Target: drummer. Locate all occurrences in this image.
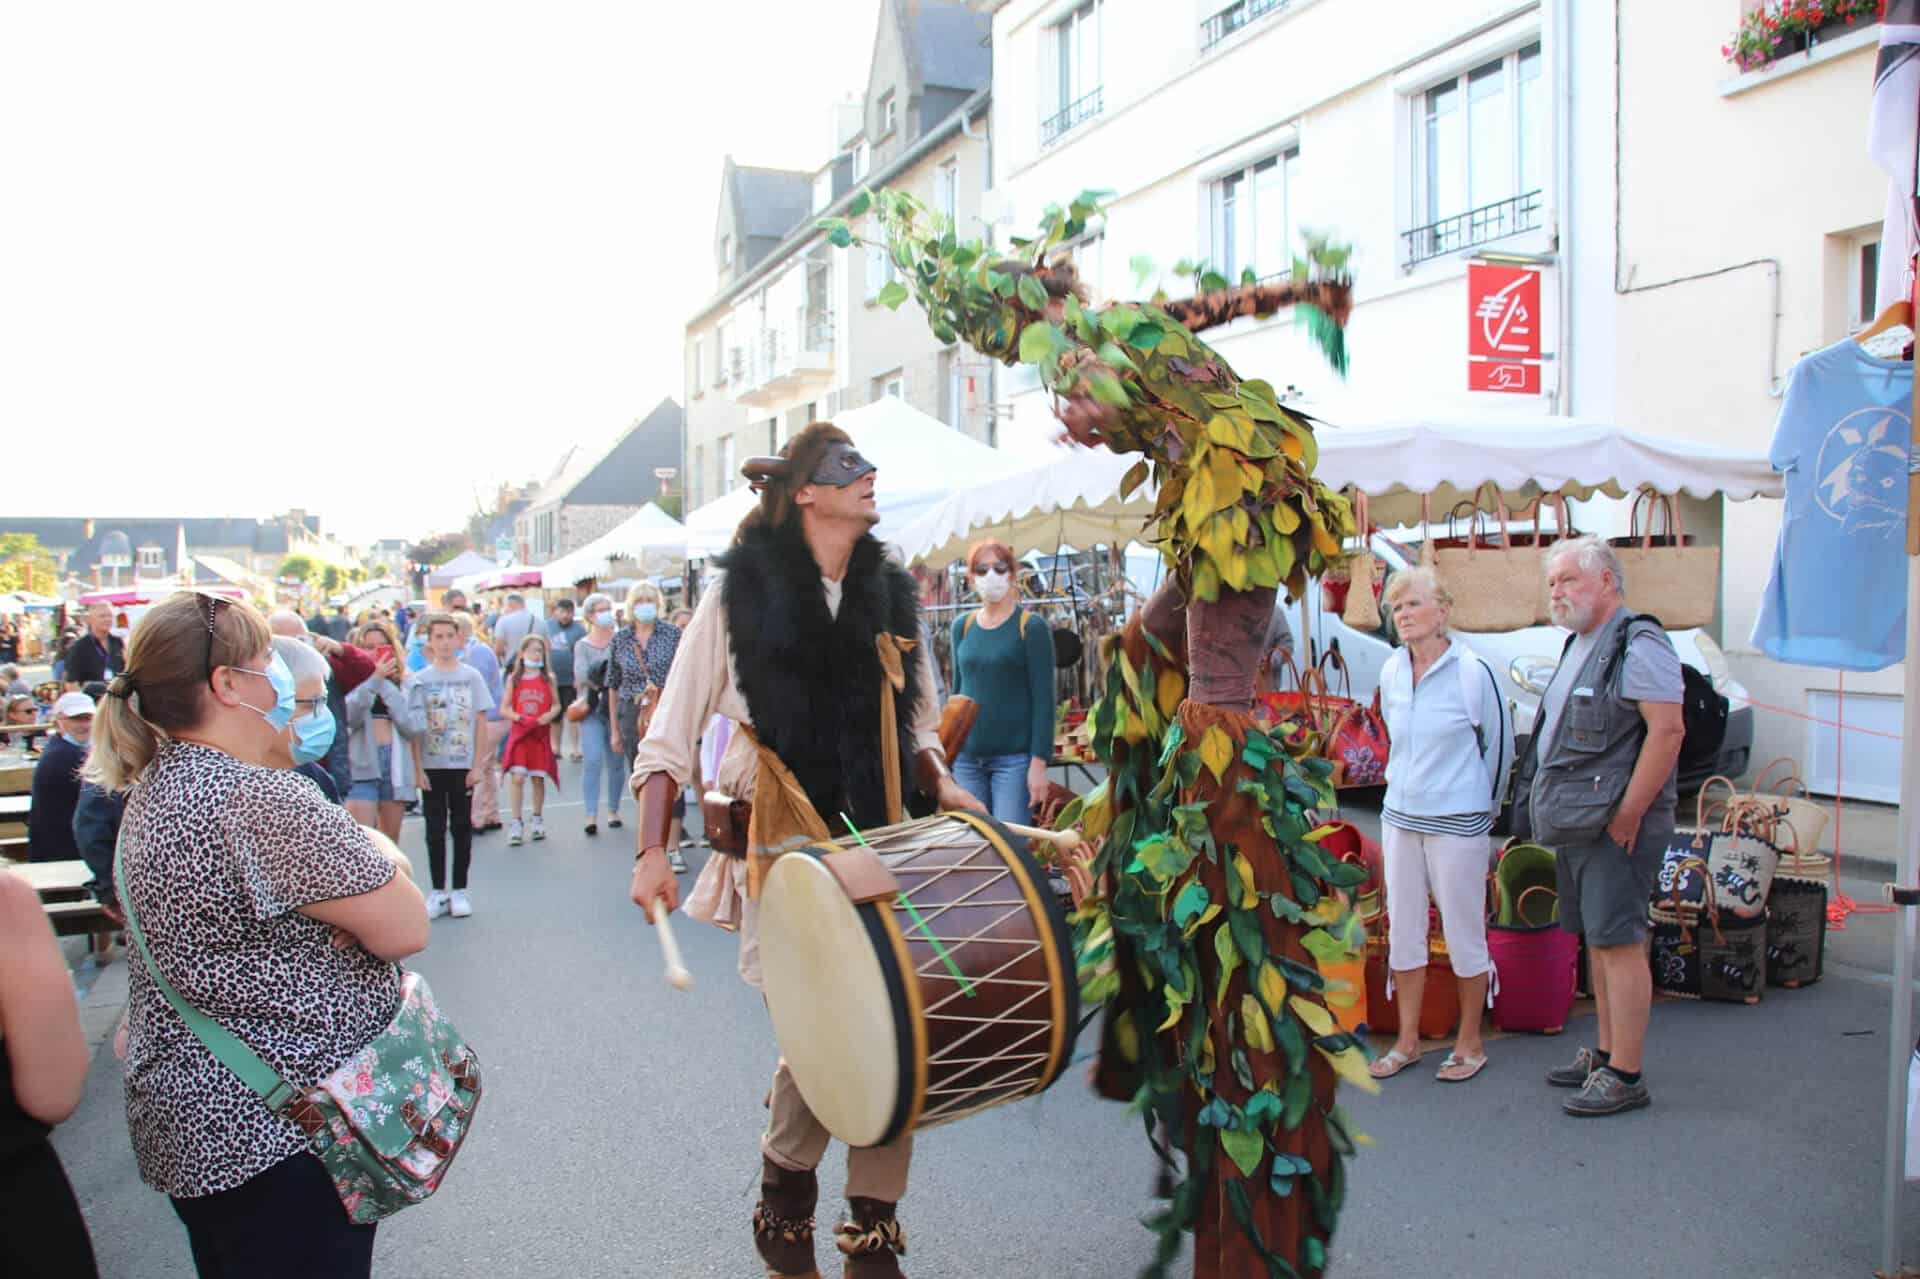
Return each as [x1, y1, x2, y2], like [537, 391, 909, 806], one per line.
[628, 421, 981, 1279]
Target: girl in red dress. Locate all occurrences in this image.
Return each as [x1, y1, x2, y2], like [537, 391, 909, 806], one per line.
[501, 633, 562, 845]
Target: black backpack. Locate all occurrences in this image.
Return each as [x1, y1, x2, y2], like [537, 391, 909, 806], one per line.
[1612, 612, 1727, 773]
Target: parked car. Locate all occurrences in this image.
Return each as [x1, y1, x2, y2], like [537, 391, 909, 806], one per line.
[1297, 533, 1753, 794]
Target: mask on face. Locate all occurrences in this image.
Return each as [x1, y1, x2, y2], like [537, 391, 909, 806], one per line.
[62, 732, 89, 750]
[592, 610, 614, 628]
[975, 568, 1011, 604]
[633, 604, 659, 624]
[231, 654, 297, 730]
[525, 658, 545, 670]
[289, 706, 336, 765]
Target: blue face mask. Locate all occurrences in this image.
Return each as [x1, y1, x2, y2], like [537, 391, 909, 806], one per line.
[289, 705, 336, 765]
[592, 610, 614, 628]
[232, 654, 297, 730]
[633, 604, 658, 623]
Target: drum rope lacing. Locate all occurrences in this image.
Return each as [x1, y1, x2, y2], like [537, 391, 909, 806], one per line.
[842, 813, 978, 998]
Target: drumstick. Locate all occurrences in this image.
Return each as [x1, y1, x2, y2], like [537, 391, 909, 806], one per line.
[653, 898, 694, 991]
[1001, 821, 1089, 862]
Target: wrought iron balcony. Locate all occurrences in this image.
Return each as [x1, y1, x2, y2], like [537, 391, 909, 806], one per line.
[1041, 88, 1103, 146]
[1200, 0, 1293, 52]
[1402, 189, 1544, 267]
[731, 312, 836, 408]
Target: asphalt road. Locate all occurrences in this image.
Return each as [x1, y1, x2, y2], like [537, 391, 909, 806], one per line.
[52, 797, 1920, 1278]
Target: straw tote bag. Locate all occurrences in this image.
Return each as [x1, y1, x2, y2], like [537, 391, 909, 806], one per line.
[1341, 491, 1385, 631]
[1522, 495, 1575, 625]
[1421, 487, 1537, 633]
[1610, 490, 1720, 629]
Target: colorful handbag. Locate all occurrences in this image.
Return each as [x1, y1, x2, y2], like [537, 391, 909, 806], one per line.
[1313, 650, 1389, 788]
[117, 848, 482, 1224]
[1649, 857, 1764, 1005]
[1488, 886, 1579, 1035]
[1258, 651, 1327, 756]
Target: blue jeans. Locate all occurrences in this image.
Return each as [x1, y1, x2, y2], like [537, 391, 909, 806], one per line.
[578, 713, 626, 821]
[954, 752, 1032, 826]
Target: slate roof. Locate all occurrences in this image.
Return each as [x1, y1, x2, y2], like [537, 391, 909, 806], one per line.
[566, 399, 685, 505]
[912, 0, 991, 93]
[0, 515, 311, 576]
[733, 165, 814, 243]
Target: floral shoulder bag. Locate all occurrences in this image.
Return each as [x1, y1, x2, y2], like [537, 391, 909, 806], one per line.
[116, 842, 482, 1224]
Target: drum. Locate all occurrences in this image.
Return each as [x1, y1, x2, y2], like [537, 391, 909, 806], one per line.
[757, 812, 1080, 1148]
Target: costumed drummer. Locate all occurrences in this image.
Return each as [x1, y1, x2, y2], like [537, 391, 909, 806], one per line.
[627, 421, 982, 1279]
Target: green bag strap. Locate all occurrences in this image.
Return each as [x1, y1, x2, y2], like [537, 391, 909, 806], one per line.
[961, 608, 1027, 640]
[114, 828, 298, 1111]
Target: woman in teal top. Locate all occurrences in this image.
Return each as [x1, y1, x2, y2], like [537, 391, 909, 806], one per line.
[949, 539, 1057, 824]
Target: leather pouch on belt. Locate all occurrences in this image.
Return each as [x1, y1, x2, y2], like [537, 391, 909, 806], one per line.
[701, 791, 753, 857]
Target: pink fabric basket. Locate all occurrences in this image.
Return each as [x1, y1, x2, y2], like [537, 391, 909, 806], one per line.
[1488, 924, 1579, 1034]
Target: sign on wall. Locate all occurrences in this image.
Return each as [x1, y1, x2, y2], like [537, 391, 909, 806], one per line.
[1467, 263, 1542, 395]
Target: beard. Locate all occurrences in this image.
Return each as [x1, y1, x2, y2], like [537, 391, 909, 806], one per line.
[1549, 598, 1594, 632]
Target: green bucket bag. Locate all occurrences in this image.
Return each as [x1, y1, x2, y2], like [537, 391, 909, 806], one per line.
[117, 845, 482, 1224]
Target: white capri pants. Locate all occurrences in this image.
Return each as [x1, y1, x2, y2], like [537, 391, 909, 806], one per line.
[1380, 824, 1494, 981]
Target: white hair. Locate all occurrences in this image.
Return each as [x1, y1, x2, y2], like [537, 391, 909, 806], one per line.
[1547, 534, 1627, 595]
[270, 634, 331, 688]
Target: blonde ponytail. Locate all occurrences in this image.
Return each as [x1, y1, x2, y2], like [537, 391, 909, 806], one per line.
[80, 591, 272, 793]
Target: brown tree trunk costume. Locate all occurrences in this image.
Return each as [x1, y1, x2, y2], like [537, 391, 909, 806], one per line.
[832, 192, 1373, 1277]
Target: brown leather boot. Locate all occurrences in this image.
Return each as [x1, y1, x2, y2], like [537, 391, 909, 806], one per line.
[835, 1197, 906, 1278]
[753, 1158, 820, 1279]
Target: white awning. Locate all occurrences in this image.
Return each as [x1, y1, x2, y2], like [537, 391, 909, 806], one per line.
[890, 418, 1785, 566]
[540, 503, 686, 586]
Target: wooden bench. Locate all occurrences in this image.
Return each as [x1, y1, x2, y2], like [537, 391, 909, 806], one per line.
[5, 861, 115, 939]
[43, 898, 113, 938]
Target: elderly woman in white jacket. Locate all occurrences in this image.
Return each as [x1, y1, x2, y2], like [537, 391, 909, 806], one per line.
[1367, 565, 1512, 1084]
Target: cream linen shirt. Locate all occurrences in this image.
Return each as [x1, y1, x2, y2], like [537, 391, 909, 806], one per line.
[634, 570, 944, 989]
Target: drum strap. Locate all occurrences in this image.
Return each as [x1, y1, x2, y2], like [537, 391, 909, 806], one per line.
[874, 633, 914, 830]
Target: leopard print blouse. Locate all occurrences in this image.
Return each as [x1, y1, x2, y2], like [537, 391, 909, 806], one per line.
[120, 740, 400, 1198]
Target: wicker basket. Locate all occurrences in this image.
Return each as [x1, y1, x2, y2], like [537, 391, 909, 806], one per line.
[1363, 930, 1461, 1040]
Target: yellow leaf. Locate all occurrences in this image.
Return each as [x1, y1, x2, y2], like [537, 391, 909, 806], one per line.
[1121, 703, 1147, 745]
[1280, 432, 1304, 461]
[1222, 547, 1250, 590]
[1198, 724, 1234, 783]
[1257, 961, 1287, 1012]
[1231, 507, 1250, 541]
[1080, 782, 1113, 839]
[1241, 994, 1275, 1053]
[1206, 448, 1244, 515]
[1324, 977, 1358, 1010]
[1272, 502, 1301, 536]
[1193, 557, 1222, 602]
[1156, 668, 1186, 718]
[1199, 1025, 1216, 1075]
[1233, 851, 1258, 909]
[1288, 994, 1335, 1038]
[1114, 1013, 1140, 1063]
[1310, 517, 1342, 559]
[1200, 513, 1238, 566]
[1158, 987, 1188, 1033]
[1182, 452, 1217, 533]
[1316, 1042, 1381, 1095]
[1204, 413, 1249, 452]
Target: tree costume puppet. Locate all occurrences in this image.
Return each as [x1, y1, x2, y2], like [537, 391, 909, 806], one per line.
[823, 190, 1374, 1278]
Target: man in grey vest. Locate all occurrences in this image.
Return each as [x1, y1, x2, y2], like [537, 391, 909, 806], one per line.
[1527, 535, 1685, 1116]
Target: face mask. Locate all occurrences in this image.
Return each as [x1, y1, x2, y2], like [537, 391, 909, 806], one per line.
[525, 658, 545, 670]
[231, 654, 297, 730]
[288, 706, 336, 765]
[633, 604, 659, 623]
[592, 610, 614, 628]
[976, 568, 1011, 604]
[62, 732, 89, 749]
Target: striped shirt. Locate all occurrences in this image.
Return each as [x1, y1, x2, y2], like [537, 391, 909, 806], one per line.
[1382, 806, 1495, 838]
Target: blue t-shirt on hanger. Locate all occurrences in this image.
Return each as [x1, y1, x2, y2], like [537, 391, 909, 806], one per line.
[1752, 338, 1910, 671]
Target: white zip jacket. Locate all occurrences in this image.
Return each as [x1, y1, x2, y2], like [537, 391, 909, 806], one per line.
[1379, 637, 1513, 819]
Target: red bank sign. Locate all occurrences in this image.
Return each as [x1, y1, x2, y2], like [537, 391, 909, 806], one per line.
[1467, 263, 1542, 395]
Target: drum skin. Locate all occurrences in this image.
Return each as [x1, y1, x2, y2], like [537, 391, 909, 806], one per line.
[758, 812, 1080, 1148]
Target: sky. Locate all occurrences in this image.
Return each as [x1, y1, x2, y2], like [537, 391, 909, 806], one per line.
[0, 1, 883, 547]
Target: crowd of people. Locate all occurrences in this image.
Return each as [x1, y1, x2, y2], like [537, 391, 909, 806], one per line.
[0, 478, 1692, 1276]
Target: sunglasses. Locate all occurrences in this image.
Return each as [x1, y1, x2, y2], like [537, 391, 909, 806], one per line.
[190, 590, 231, 682]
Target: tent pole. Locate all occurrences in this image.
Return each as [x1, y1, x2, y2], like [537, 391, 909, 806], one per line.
[1881, 342, 1920, 1275]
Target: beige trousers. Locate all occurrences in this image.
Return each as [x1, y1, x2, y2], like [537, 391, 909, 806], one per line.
[761, 1058, 913, 1203]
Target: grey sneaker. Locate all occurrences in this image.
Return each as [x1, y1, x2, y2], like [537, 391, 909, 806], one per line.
[1546, 1046, 1602, 1089]
[668, 848, 688, 874]
[1562, 1068, 1650, 1117]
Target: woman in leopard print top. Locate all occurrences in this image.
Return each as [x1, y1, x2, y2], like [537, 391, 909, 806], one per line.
[88, 592, 430, 1276]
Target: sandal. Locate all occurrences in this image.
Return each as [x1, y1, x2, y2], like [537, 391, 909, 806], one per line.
[1436, 1052, 1488, 1083]
[1367, 1047, 1423, 1080]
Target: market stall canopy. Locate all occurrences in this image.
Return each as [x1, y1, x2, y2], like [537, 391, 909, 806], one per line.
[682, 396, 1026, 558]
[477, 568, 544, 591]
[426, 551, 499, 588]
[540, 503, 686, 585]
[891, 418, 1786, 566]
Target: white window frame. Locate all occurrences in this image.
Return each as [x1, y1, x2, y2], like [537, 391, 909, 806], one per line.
[1210, 148, 1300, 284]
[1046, 1, 1102, 138]
[720, 235, 732, 268]
[864, 241, 898, 303]
[853, 139, 871, 181]
[880, 90, 897, 137]
[1410, 41, 1544, 249]
[1848, 228, 1883, 333]
[936, 158, 959, 226]
[875, 370, 905, 401]
[137, 546, 163, 571]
